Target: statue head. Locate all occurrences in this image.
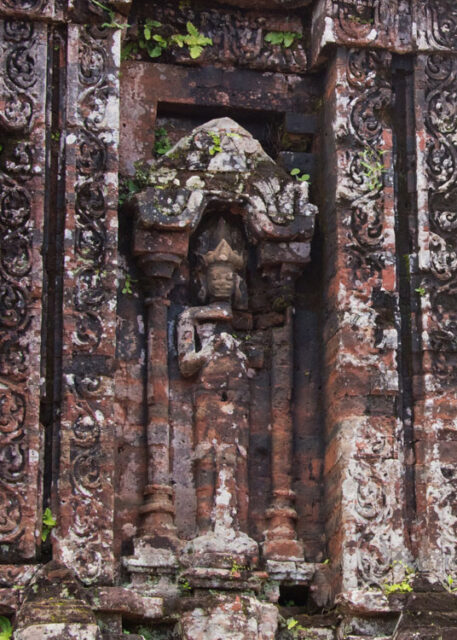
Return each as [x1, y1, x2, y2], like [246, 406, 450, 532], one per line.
[204, 239, 244, 301]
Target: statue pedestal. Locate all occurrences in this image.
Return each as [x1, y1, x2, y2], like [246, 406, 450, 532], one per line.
[181, 528, 259, 570]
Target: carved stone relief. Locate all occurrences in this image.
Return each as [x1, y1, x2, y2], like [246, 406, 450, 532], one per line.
[0, 17, 47, 560]
[126, 118, 317, 582]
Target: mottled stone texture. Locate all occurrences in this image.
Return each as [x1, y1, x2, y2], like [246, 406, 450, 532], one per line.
[321, 47, 410, 594]
[2, 1, 457, 639]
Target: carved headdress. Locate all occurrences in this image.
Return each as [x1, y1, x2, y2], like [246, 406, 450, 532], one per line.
[203, 238, 245, 270]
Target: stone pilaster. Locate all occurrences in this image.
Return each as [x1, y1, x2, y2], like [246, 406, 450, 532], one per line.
[55, 21, 121, 584]
[321, 47, 410, 598]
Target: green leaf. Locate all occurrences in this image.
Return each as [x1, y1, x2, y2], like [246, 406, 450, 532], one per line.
[265, 32, 283, 44]
[149, 20, 162, 28]
[290, 168, 300, 176]
[187, 21, 199, 37]
[43, 508, 56, 527]
[148, 45, 163, 58]
[283, 32, 295, 47]
[153, 34, 166, 44]
[189, 45, 203, 58]
[0, 617, 12, 640]
[287, 619, 298, 630]
[144, 25, 151, 40]
[298, 173, 310, 182]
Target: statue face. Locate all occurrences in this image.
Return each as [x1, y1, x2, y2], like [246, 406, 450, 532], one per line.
[207, 263, 235, 300]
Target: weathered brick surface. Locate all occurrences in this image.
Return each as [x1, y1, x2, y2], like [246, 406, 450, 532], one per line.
[3, 1, 457, 638]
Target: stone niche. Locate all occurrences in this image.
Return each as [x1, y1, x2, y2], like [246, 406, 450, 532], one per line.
[122, 117, 321, 626]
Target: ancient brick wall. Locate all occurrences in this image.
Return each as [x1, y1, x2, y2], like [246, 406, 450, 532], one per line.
[1, 1, 457, 639]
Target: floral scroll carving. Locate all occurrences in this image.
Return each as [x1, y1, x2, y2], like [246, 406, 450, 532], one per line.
[0, 19, 39, 556]
[422, 54, 457, 381]
[424, 1, 457, 50]
[60, 23, 117, 584]
[346, 48, 392, 274]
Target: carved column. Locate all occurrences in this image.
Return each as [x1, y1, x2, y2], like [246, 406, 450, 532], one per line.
[264, 308, 304, 561]
[135, 253, 181, 551]
[321, 47, 411, 598]
[125, 228, 187, 578]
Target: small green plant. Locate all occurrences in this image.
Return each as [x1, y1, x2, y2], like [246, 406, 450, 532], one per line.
[290, 168, 310, 183]
[0, 144, 4, 153]
[123, 20, 212, 61]
[170, 21, 213, 59]
[51, 131, 60, 142]
[349, 15, 374, 25]
[208, 131, 222, 156]
[383, 563, 415, 596]
[286, 617, 311, 638]
[41, 507, 56, 542]
[415, 286, 426, 297]
[264, 31, 302, 48]
[178, 578, 192, 593]
[122, 19, 164, 60]
[0, 618, 12, 640]
[119, 162, 151, 205]
[444, 575, 457, 593]
[90, 0, 127, 29]
[137, 627, 153, 640]
[230, 559, 246, 575]
[154, 127, 172, 155]
[122, 273, 138, 295]
[359, 147, 386, 191]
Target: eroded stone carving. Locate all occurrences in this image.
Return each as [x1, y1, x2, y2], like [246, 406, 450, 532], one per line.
[127, 118, 317, 582]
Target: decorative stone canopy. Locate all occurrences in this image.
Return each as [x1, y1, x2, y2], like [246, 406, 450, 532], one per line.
[132, 117, 317, 282]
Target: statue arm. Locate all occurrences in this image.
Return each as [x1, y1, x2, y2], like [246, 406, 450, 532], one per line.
[177, 308, 212, 378]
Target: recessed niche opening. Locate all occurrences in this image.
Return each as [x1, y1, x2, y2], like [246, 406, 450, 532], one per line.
[278, 584, 310, 608]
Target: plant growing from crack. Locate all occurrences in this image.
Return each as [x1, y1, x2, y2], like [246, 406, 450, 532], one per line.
[170, 21, 213, 59]
[90, 0, 127, 30]
[41, 507, 56, 542]
[208, 131, 222, 156]
[122, 273, 138, 295]
[154, 127, 172, 155]
[123, 20, 212, 61]
[359, 146, 386, 191]
[290, 167, 310, 183]
[383, 562, 415, 596]
[119, 162, 151, 205]
[444, 574, 457, 593]
[264, 31, 302, 48]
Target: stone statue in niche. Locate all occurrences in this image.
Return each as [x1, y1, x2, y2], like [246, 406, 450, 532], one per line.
[177, 216, 258, 565]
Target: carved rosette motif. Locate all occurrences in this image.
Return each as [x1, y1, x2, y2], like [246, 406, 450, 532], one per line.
[57, 23, 119, 584]
[346, 48, 392, 274]
[0, 19, 46, 559]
